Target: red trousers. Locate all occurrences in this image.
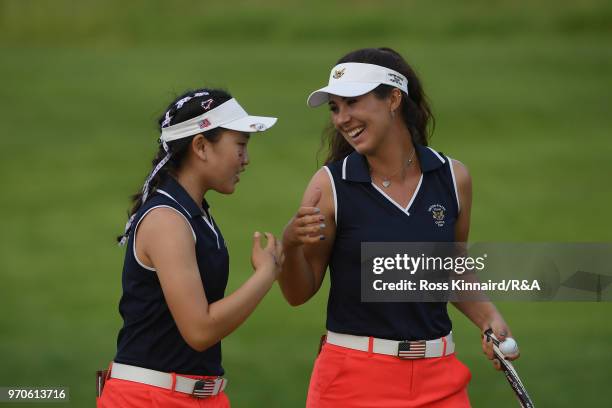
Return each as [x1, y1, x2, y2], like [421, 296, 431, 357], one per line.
[97, 377, 230, 408]
[306, 342, 472, 408]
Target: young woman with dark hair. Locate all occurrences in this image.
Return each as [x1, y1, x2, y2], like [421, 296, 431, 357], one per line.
[98, 88, 281, 407]
[279, 48, 520, 407]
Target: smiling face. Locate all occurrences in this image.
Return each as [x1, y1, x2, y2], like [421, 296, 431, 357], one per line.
[328, 92, 395, 155]
[203, 129, 250, 194]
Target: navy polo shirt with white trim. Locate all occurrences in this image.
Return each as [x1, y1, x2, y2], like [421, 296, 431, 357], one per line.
[324, 145, 460, 341]
[114, 176, 229, 375]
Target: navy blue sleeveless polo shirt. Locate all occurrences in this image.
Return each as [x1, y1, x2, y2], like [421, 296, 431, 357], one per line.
[114, 176, 229, 375]
[324, 145, 460, 341]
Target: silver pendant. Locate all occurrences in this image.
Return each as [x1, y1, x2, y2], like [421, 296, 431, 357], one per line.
[382, 180, 391, 188]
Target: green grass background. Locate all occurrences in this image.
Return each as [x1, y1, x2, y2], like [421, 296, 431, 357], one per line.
[1, 0, 611, 406]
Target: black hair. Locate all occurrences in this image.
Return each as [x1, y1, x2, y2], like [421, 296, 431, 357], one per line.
[321, 47, 435, 165]
[117, 88, 231, 243]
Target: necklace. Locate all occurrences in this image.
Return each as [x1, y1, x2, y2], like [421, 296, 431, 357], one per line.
[373, 148, 416, 188]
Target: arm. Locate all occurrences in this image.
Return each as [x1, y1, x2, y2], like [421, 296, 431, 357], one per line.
[448, 159, 519, 368]
[136, 208, 281, 352]
[277, 168, 336, 306]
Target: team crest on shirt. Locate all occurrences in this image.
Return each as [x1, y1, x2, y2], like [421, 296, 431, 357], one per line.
[428, 204, 446, 227]
[333, 67, 346, 79]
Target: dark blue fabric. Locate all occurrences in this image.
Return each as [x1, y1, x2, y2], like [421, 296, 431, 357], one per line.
[326, 145, 459, 341]
[114, 176, 229, 375]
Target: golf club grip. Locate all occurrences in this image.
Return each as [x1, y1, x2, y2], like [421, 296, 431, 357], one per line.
[483, 328, 500, 346]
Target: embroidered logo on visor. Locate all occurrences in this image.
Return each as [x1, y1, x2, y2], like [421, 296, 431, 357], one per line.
[333, 67, 346, 79]
[250, 123, 266, 131]
[198, 118, 211, 129]
[388, 73, 404, 86]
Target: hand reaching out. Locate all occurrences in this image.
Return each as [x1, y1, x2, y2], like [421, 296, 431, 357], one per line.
[251, 232, 283, 280]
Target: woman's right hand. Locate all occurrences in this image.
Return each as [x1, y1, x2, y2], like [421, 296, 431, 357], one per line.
[282, 188, 326, 248]
[251, 232, 283, 279]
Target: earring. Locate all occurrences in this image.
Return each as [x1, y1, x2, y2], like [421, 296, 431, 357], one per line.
[390, 110, 396, 119]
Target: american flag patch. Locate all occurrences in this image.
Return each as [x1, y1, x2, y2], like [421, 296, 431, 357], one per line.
[397, 340, 427, 359]
[192, 379, 216, 398]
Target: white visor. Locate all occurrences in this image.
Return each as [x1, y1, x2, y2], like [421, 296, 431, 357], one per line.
[307, 62, 409, 107]
[160, 98, 277, 142]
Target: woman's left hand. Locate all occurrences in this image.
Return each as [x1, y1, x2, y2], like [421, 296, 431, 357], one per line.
[481, 317, 520, 370]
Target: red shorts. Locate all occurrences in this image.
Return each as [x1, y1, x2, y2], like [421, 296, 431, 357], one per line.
[306, 342, 472, 408]
[97, 376, 230, 408]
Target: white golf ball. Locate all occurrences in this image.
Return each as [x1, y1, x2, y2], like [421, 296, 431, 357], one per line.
[499, 338, 519, 356]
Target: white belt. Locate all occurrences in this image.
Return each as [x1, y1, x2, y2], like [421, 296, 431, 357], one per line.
[326, 331, 455, 359]
[110, 362, 227, 398]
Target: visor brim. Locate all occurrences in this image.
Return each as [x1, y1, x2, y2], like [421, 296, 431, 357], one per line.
[307, 82, 380, 107]
[222, 115, 277, 133]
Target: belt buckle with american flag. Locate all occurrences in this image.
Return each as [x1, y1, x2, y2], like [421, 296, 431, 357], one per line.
[397, 340, 427, 359]
[192, 379, 216, 398]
